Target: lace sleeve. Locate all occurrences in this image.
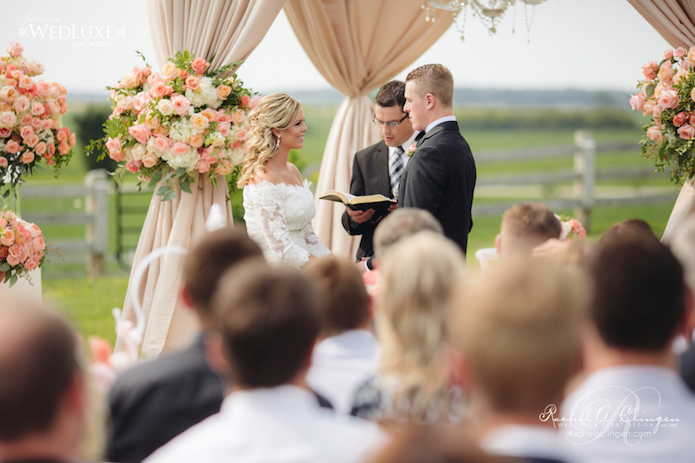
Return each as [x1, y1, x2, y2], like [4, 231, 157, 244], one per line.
[247, 186, 311, 268]
[302, 222, 331, 258]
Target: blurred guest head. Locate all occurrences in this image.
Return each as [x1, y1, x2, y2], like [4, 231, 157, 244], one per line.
[495, 203, 561, 258]
[0, 299, 86, 460]
[452, 259, 589, 416]
[599, 218, 659, 246]
[588, 235, 687, 353]
[182, 227, 264, 328]
[212, 263, 320, 388]
[373, 208, 443, 257]
[304, 255, 371, 337]
[376, 231, 466, 422]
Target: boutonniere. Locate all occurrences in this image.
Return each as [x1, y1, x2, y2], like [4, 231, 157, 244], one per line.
[405, 142, 417, 157]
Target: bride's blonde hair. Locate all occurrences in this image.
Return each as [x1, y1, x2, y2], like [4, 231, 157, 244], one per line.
[237, 93, 302, 188]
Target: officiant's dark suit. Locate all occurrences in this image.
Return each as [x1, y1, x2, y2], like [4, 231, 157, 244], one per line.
[399, 64, 476, 255]
[341, 80, 416, 261]
[341, 140, 392, 260]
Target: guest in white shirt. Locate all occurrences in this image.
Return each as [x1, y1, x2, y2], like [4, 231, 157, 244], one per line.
[560, 236, 695, 463]
[450, 258, 589, 462]
[305, 256, 380, 414]
[145, 262, 386, 463]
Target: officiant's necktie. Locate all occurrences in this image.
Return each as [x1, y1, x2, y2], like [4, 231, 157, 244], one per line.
[390, 146, 405, 198]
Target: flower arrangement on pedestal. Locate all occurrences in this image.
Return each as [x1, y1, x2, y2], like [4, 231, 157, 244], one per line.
[630, 47, 695, 185]
[0, 42, 75, 200]
[0, 210, 45, 286]
[91, 51, 258, 201]
[555, 214, 586, 240]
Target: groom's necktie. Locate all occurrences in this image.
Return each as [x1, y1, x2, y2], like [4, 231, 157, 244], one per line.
[389, 146, 405, 198]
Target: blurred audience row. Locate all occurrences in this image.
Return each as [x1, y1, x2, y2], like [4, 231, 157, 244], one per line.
[2, 203, 695, 463]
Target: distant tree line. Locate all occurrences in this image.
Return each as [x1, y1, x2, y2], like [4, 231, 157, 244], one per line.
[454, 107, 637, 130]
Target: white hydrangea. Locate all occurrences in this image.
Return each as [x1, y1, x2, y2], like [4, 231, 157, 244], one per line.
[228, 148, 245, 166]
[185, 77, 223, 109]
[206, 131, 225, 148]
[162, 149, 199, 171]
[169, 119, 193, 143]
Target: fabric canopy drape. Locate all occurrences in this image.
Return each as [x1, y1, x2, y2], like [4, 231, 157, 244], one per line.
[284, 0, 453, 258]
[117, 0, 286, 359]
[627, 0, 695, 241]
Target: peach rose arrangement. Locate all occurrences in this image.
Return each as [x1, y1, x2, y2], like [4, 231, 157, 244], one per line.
[630, 47, 695, 185]
[0, 42, 75, 193]
[555, 214, 586, 240]
[0, 209, 45, 286]
[91, 51, 257, 201]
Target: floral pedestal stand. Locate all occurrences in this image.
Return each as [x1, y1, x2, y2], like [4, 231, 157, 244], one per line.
[0, 183, 42, 303]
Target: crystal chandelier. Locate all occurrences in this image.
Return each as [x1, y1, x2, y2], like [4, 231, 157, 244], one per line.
[423, 0, 548, 39]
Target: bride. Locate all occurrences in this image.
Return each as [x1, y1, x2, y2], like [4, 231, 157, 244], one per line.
[238, 93, 331, 268]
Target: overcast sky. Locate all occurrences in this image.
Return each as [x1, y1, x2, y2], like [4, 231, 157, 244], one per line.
[0, 0, 672, 96]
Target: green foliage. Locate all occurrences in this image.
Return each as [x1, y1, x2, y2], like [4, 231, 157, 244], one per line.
[74, 104, 117, 172]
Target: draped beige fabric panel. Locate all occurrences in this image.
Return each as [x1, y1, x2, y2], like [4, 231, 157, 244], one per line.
[627, 0, 695, 241]
[285, 0, 453, 258]
[118, 0, 286, 358]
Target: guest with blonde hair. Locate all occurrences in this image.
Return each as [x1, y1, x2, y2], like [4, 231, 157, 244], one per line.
[351, 231, 467, 426]
[238, 93, 330, 268]
[451, 259, 589, 461]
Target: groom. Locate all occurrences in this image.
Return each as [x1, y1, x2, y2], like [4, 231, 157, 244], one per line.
[399, 64, 476, 255]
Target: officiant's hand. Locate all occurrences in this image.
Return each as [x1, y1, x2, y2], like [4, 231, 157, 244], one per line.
[388, 203, 398, 213]
[347, 207, 375, 224]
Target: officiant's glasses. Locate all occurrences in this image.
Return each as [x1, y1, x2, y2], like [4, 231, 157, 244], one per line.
[373, 114, 408, 127]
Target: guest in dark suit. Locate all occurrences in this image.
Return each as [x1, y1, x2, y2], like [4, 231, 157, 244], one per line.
[342, 80, 418, 261]
[106, 229, 266, 463]
[400, 64, 476, 255]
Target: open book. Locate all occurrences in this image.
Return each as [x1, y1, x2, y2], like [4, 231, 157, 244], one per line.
[319, 190, 396, 213]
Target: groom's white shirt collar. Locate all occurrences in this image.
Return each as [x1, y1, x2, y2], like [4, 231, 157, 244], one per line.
[425, 115, 456, 134]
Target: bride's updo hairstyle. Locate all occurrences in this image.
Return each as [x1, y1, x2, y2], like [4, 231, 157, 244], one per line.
[237, 93, 302, 188]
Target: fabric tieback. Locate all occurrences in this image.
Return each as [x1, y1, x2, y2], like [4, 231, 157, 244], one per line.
[390, 146, 405, 198]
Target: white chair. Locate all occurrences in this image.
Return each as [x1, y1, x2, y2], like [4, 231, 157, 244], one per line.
[475, 247, 500, 270]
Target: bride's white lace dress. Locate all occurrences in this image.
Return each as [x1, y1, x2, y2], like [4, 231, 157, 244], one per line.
[243, 179, 331, 268]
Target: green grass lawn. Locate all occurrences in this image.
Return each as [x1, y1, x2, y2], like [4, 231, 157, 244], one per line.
[25, 106, 678, 345]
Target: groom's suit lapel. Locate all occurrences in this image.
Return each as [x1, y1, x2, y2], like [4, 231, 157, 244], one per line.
[416, 121, 459, 148]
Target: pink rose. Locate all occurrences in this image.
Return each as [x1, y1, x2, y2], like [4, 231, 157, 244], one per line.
[658, 61, 676, 82]
[5, 140, 21, 153]
[676, 47, 687, 59]
[128, 124, 152, 144]
[20, 125, 34, 140]
[21, 151, 35, 164]
[216, 112, 232, 124]
[1, 229, 14, 246]
[241, 94, 250, 108]
[125, 158, 143, 173]
[58, 141, 70, 155]
[216, 85, 232, 100]
[109, 150, 125, 162]
[664, 49, 674, 60]
[171, 95, 190, 116]
[56, 127, 69, 143]
[141, 152, 158, 168]
[643, 61, 658, 80]
[26, 135, 39, 148]
[678, 123, 695, 140]
[646, 125, 663, 143]
[24, 255, 40, 271]
[0, 157, 7, 168]
[105, 137, 122, 154]
[0, 86, 18, 103]
[36, 80, 52, 97]
[150, 82, 172, 98]
[231, 110, 245, 125]
[674, 112, 689, 127]
[249, 95, 261, 109]
[132, 92, 152, 112]
[235, 127, 248, 141]
[0, 127, 10, 138]
[189, 133, 204, 148]
[629, 93, 646, 111]
[6, 253, 20, 267]
[18, 76, 33, 90]
[658, 88, 679, 109]
[189, 113, 208, 132]
[185, 76, 199, 91]
[32, 235, 45, 252]
[0, 111, 16, 128]
[154, 135, 172, 153]
[642, 101, 655, 117]
[7, 42, 23, 58]
[34, 142, 47, 155]
[30, 103, 45, 117]
[218, 122, 231, 137]
[191, 58, 209, 75]
[13, 96, 30, 113]
[652, 105, 663, 119]
[69, 132, 76, 147]
[170, 142, 191, 156]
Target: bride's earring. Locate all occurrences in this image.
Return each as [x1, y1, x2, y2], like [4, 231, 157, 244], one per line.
[275, 134, 281, 151]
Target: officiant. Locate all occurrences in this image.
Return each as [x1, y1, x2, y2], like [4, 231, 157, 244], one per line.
[341, 81, 419, 262]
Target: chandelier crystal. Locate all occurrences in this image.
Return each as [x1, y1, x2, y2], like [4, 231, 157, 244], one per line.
[423, 0, 548, 39]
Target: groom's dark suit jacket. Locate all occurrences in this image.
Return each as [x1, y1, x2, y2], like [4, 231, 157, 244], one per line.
[341, 140, 393, 261]
[399, 121, 476, 255]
